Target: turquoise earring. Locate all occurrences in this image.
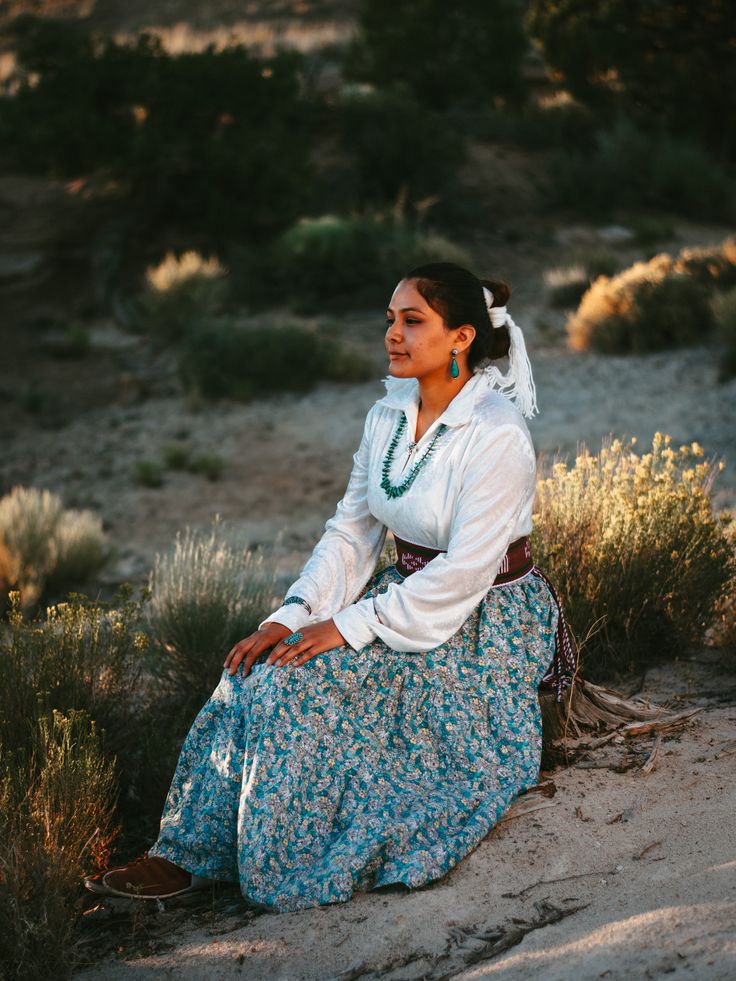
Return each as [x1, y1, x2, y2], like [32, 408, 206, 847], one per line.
[450, 348, 459, 378]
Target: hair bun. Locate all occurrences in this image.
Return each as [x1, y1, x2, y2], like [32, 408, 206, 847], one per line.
[480, 278, 511, 308]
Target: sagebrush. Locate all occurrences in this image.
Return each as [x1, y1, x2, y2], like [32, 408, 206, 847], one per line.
[140, 250, 229, 343]
[531, 434, 734, 678]
[144, 517, 281, 710]
[0, 709, 119, 981]
[567, 239, 736, 353]
[0, 487, 108, 608]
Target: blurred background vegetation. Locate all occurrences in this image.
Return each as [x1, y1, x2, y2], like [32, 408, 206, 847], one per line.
[0, 1, 735, 977]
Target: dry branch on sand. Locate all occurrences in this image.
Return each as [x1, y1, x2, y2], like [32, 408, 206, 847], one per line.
[539, 676, 702, 769]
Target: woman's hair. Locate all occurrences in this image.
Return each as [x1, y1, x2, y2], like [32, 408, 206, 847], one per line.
[403, 262, 511, 370]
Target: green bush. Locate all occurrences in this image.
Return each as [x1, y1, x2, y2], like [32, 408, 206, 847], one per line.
[0, 20, 315, 242]
[545, 117, 736, 221]
[139, 250, 229, 342]
[0, 586, 169, 853]
[0, 590, 146, 760]
[189, 454, 225, 481]
[177, 317, 373, 402]
[133, 459, 164, 487]
[0, 487, 109, 608]
[566, 257, 705, 354]
[162, 440, 193, 470]
[0, 709, 119, 981]
[331, 88, 466, 208]
[463, 99, 598, 152]
[712, 286, 736, 380]
[526, 0, 736, 159]
[266, 213, 473, 313]
[531, 435, 734, 679]
[345, 0, 527, 110]
[0, 587, 152, 977]
[144, 518, 280, 708]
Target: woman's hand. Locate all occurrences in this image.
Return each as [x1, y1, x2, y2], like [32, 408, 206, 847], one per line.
[223, 622, 292, 678]
[265, 619, 347, 669]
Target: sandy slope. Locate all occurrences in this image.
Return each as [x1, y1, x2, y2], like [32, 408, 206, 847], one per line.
[74, 651, 736, 980]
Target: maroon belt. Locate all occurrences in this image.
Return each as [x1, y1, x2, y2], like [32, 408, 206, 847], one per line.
[390, 533, 576, 702]
[394, 534, 534, 584]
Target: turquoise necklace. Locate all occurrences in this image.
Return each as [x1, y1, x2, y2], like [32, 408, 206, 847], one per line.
[380, 412, 448, 499]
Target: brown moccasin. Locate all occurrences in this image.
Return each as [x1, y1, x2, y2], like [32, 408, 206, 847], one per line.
[84, 853, 211, 900]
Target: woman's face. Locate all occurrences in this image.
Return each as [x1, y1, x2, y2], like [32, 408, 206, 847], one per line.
[385, 278, 474, 381]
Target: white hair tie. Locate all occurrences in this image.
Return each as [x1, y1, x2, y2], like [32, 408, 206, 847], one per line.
[480, 286, 539, 419]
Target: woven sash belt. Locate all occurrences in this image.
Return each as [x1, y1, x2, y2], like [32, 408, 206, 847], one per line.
[392, 533, 576, 701]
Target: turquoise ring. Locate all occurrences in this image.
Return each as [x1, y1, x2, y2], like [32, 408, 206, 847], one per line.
[284, 632, 303, 646]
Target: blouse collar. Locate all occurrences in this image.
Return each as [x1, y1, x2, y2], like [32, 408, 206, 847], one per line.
[375, 370, 486, 428]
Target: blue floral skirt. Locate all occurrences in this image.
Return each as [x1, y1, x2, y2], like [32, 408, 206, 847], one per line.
[148, 564, 558, 913]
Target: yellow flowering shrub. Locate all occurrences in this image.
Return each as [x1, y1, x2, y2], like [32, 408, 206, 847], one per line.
[531, 434, 734, 678]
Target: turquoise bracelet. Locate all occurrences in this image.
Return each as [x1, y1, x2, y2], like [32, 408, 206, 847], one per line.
[283, 595, 312, 616]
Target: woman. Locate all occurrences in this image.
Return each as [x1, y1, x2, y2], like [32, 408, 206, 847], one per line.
[85, 262, 574, 912]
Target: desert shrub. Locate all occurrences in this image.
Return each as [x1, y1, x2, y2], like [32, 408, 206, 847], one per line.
[0, 20, 314, 242]
[331, 88, 466, 208]
[345, 0, 527, 110]
[544, 264, 588, 309]
[162, 441, 193, 470]
[139, 250, 228, 342]
[630, 218, 676, 249]
[531, 434, 734, 679]
[545, 117, 736, 221]
[133, 459, 164, 487]
[710, 513, 736, 650]
[48, 510, 108, 587]
[144, 518, 280, 709]
[177, 318, 373, 402]
[188, 453, 224, 481]
[567, 255, 714, 354]
[0, 586, 164, 854]
[0, 709, 119, 981]
[526, 0, 736, 159]
[712, 286, 736, 380]
[0, 487, 108, 607]
[676, 240, 736, 291]
[267, 214, 473, 312]
[0, 487, 61, 605]
[465, 99, 598, 152]
[0, 590, 146, 760]
[544, 253, 621, 309]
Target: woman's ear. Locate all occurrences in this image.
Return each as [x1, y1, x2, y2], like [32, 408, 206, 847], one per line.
[455, 324, 476, 351]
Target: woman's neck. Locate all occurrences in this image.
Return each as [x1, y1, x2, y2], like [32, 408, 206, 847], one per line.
[417, 368, 474, 421]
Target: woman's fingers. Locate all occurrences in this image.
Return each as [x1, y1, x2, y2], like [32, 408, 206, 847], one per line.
[224, 636, 252, 668]
[271, 642, 312, 668]
[290, 648, 321, 667]
[266, 635, 308, 667]
[224, 636, 264, 675]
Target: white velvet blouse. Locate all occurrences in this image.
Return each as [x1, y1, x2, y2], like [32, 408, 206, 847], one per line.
[258, 369, 537, 653]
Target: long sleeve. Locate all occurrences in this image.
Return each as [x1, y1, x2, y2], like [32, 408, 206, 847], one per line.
[259, 404, 388, 633]
[331, 422, 536, 652]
